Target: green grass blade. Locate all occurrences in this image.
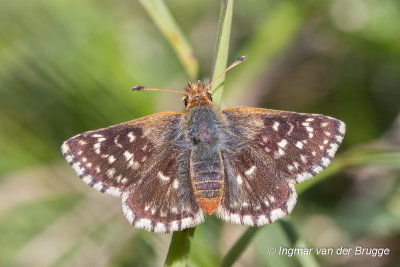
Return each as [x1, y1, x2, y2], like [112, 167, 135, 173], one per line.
[139, 0, 199, 79]
[224, 1, 303, 107]
[164, 228, 196, 267]
[209, 0, 234, 106]
[219, 227, 258, 267]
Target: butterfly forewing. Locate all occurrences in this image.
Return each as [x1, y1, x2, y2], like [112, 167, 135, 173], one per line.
[62, 112, 203, 233]
[223, 107, 345, 183]
[216, 106, 345, 226]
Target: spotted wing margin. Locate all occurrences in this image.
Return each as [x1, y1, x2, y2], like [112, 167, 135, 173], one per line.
[62, 112, 203, 233]
[217, 148, 297, 226]
[222, 106, 346, 183]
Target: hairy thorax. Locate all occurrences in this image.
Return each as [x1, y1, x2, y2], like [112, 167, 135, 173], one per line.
[185, 103, 221, 145]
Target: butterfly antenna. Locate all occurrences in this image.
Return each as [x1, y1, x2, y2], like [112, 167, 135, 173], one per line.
[206, 55, 248, 90]
[132, 86, 188, 96]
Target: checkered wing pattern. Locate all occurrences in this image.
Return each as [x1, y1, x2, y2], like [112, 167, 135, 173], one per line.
[62, 112, 203, 233]
[216, 107, 345, 226]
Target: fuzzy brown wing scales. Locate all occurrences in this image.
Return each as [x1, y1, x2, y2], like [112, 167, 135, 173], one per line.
[217, 148, 297, 226]
[62, 112, 204, 233]
[62, 112, 182, 196]
[123, 148, 204, 233]
[222, 106, 346, 183]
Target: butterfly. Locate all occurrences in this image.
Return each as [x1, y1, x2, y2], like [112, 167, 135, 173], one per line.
[61, 56, 345, 233]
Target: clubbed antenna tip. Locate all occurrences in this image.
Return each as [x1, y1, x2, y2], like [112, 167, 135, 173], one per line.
[132, 86, 145, 91]
[206, 55, 248, 90]
[237, 55, 248, 63]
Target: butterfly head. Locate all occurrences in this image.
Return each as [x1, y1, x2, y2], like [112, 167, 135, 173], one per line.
[183, 80, 212, 108]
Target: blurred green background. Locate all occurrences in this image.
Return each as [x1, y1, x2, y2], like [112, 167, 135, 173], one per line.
[0, 0, 399, 266]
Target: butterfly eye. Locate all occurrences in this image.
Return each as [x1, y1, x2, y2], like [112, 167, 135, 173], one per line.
[207, 92, 212, 102]
[184, 97, 189, 107]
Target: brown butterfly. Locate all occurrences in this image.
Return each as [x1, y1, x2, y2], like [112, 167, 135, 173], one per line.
[61, 56, 345, 233]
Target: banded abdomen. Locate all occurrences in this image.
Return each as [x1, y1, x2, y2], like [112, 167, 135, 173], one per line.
[190, 146, 224, 214]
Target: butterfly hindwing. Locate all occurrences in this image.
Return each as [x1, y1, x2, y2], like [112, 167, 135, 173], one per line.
[217, 147, 297, 226]
[216, 106, 345, 226]
[122, 147, 204, 232]
[62, 112, 203, 232]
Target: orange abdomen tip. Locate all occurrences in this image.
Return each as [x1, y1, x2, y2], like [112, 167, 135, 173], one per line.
[197, 197, 220, 215]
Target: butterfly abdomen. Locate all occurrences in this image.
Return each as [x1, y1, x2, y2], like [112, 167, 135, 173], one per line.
[190, 147, 224, 215]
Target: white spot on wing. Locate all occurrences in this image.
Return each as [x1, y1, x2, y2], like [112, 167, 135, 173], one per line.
[82, 175, 92, 184]
[327, 143, 339, 157]
[72, 162, 84, 176]
[65, 155, 73, 163]
[243, 215, 253, 225]
[273, 121, 280, 131]
[106, 187, 122, 197]
[296, 172, 313, 183]
[236, 175, 243, 185]
[287, 123, 294, 135]
[114, 135, 123, 148]
[107, 168, 115, 178]
[158, 171, 170, 181]
[270, 208, 285, 222]
[108, 155, 116, 164]
[127, 132, 135, 143]
[321, 157, 330, 167]
[128, 159, 139, 169]
[61, 143, 70, 154]
[173, 179, 179, 189]
[296, 141, 303, 149]
[155, 223, 166, 233]
[124, 151, 133, 161]
[287, 183, 297, 213]
[274, 148, 285, 158]
[92, 183, 103, 191]
[245, 166, 256, 176]
[339, 121, 346, 134]
[277, 139, 288, 148]
[257, 215, 269, 226]
[288, 165, 295, 172]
